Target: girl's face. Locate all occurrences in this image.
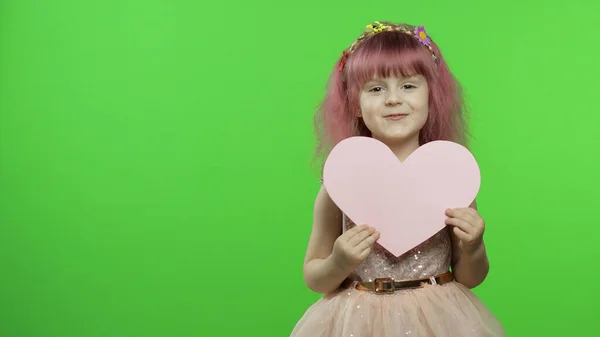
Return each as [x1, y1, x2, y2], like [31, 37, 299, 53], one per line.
[358, 75, 429, 145]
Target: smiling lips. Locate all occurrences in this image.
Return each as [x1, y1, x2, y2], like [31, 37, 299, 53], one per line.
[384, 113, 408, 120]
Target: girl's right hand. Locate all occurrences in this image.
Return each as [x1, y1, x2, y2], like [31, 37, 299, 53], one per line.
[331, 224, 380, 272]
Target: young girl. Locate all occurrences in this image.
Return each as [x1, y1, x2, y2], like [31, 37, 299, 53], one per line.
[290, 21, 506, 336]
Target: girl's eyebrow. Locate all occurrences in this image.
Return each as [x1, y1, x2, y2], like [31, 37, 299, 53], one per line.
[366, 76, 421, 84]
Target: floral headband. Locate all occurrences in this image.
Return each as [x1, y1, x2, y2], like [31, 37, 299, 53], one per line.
[338, 21, 438, 73]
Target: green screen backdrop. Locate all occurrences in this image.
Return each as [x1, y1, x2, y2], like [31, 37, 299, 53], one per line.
[1, 0, 599, 336]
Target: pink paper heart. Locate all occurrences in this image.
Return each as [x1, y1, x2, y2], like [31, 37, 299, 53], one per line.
[323, 137, 480, 257]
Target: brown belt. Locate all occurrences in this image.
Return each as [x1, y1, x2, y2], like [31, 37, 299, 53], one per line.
[353, 272, 454, 294]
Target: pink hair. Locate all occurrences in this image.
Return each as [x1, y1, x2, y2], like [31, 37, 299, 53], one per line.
[313, 24, 470, 168]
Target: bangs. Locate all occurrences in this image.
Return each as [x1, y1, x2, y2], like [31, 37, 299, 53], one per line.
[346, 31, 437, 88]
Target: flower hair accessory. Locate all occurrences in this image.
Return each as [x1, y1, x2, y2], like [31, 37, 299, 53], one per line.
[338, 21, 438, 73]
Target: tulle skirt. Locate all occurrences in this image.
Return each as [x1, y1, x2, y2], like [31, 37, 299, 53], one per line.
[290, 281, 505, 337]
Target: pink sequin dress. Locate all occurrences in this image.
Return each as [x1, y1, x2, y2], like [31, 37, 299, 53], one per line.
[290, 215, 505, 337]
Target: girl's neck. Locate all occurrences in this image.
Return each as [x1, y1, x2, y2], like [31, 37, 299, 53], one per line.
[377, 135, 421, 162]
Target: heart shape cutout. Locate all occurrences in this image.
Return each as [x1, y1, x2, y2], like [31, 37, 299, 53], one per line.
[323, 137, 481, 257]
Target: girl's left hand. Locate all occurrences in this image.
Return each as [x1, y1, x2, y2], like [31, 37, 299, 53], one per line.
[445, 207, 485, 254]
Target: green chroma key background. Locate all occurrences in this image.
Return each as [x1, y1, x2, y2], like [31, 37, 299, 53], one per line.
[1, 0, 598, 336]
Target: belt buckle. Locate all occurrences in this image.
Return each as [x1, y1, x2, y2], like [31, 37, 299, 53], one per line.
[373, 277, 395, 294]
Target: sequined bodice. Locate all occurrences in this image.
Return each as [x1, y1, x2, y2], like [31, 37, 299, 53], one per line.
[343, 214, 452, 282]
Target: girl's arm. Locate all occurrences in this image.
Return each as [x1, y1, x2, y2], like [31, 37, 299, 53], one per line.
[302, 186, 352, 294]
[449, 200, 490, 289]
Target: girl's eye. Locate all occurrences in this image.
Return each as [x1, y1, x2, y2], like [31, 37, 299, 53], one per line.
[370, 87, 383, 92]
[403, 84, 416, 89]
